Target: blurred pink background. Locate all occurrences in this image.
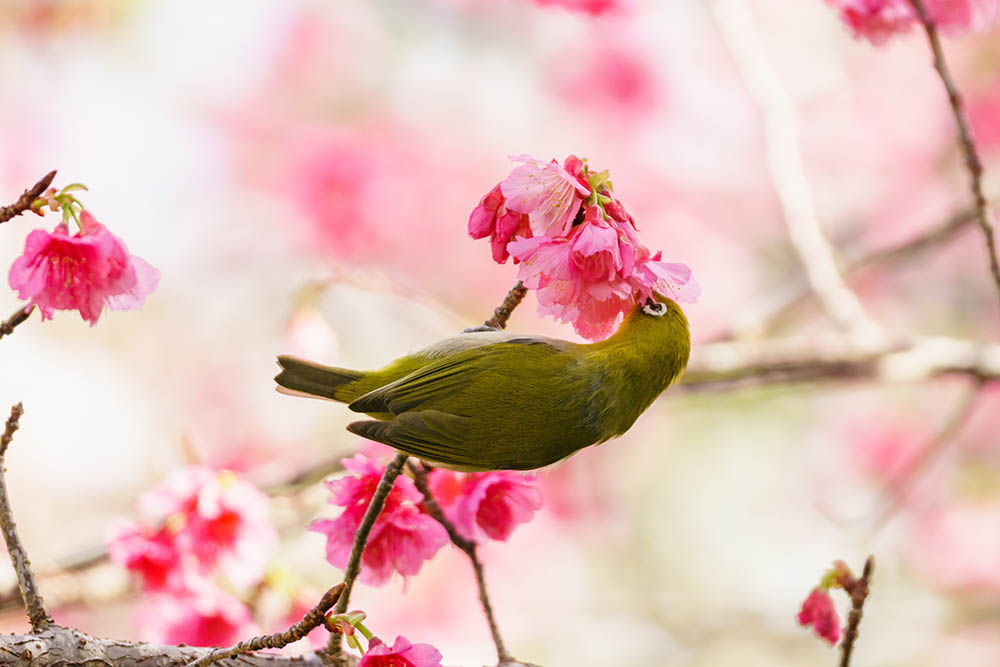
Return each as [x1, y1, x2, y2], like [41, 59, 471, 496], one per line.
[1, 0, 1000, 665]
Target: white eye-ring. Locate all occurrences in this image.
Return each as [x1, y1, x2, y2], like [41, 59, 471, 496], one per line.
[643, 301, 667, 317]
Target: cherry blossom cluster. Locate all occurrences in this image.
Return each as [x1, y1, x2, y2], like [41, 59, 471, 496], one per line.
[823, 0, 999, 45]
[468, 154, 700, 340]
[310, 452, 542, 585]
[108, 467, 278, 646]
[8, 184, 158, 326]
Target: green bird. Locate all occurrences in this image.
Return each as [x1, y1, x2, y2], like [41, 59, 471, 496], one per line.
[274, 296, 690, 471]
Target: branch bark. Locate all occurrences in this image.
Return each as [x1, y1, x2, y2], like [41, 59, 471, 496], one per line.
[408, 462, 512, 664]
[0, 625, 357, 667]
[0, 171, 56, 224]
[907, 0, 1000, 309]
[0, 403, 53, 631]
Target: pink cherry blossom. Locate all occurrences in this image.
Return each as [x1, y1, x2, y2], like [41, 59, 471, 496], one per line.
[8, 211, 159, 325]
[107, 520, 182, 592]
[309, 454, 448, 586]
[133, 466, 278, 589]
[427, 470, 543, 542]
[135, 580, 257, 647]
[468, 183, 529, 263]
[501, 155, 590, 237]
[629, 249, 702, 306]
[359, 636, 443, 667]
[797, 588, 841, 645]
[824, 0, 999, 45]
[531, 0, 626, 15]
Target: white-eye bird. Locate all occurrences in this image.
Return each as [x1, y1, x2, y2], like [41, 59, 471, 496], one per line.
[274, 295, 690, 471]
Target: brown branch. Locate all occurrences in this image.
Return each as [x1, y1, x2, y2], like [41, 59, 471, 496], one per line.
[907, 0, 1000, 309]
[722, 207, 977, 340]
[838, 556, 875, 667]
[408, 462, 512, 664]
[325, 452, 409, 657]
[186, 584, 343, 667]
[681, 334, 1000, 392]
[0, 305, 35, 341]
[0, 624, 356, 666]
[482, 282, 527, 329]
[0, 171, 56, 224]
[0, 403, 53, 631]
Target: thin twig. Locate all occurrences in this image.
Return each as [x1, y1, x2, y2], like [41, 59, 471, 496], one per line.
[483, 282, 527, 330]
[0, 404, 52, 631]
[185, 584, 343, 667]
[711, 0, 885, 347]
[839, 556, 875, 667]
[907, 0, 1000, 308]
[721, 207, 978, 341]
[325, 452, 409, 656]
[0, 306, 35, 342]
[0, 171, 56, 224]
[408, 462, 512, 664]
[870, 381, 982, 531]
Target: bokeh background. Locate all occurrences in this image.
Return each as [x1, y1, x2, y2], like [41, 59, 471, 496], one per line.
[1, 0, 1000, 665]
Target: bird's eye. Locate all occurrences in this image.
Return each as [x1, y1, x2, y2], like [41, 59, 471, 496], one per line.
[643, 301, 667, 317]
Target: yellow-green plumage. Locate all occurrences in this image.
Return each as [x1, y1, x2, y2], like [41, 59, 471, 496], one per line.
[275, 297, 690, 471]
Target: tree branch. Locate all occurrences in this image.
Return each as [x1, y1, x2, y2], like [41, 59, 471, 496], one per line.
[907, 0, 1000, 309]
[681, 334, 1000, 392]
[185, 584, 344, 667]
[720, 206, 978, 341]
[0, 171, 56, 224]
[325, 452, 409, 657]
[839, 556, 874, 667]
[0, 624, 356, 666]
[482, 282, 527, 330]
[0, 305, 35, 342]
[408, 462, 513, 664]
[0, 403, 53, 631]
[711, 0, 885, 347]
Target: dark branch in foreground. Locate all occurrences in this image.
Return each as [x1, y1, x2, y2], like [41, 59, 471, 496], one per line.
[409, 462, 513, 664]
[0, 170, 56, 224]
[186, 584, 344, 667]
[0, 403, 53, 631]
[0, 305, 35, 341]
[839, 556, 875, 667]
[0, 625, 356, 667]
[907, 0, 1000, 309]
[325, 452, 409, 657]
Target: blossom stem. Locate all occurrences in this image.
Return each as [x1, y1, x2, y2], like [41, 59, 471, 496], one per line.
[0, 171, 56, 225]
[907, 0, 1000, 311]
[408, 462, 513, 664]
[184, 583, 344, 667]
[0, 404, 53, 632]
[482, 282, 528, 330]
[325, 452, 409, 655]
[839, 556, 874, 667]
[0, 306, 34, 342]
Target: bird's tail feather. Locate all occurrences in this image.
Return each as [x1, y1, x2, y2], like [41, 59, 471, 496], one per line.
[274, 355, 362, 402]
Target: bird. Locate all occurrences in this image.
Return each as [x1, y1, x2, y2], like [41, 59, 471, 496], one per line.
[274, 295, 690, 471]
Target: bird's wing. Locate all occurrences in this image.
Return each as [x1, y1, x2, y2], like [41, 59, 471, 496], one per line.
[347, 411, 483, 470]
[348, 336, 565, 416]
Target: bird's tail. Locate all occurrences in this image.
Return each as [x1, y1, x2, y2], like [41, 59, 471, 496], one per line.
[274, 355, 364, 403]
